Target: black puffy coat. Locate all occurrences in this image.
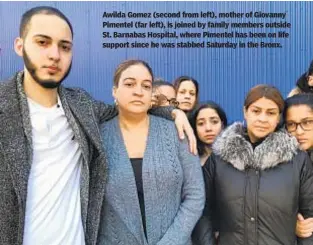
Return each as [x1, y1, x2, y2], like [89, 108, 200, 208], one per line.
[194, 122, 313, 245]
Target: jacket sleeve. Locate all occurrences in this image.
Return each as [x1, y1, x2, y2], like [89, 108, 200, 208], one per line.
[156, 137, 205, 245]
[93, 100, 174, 124]
[297, 152, 313, 245]
[148, 106, 175, 120]
[192, 155, 215, 245]
[91, 100, 118, 124]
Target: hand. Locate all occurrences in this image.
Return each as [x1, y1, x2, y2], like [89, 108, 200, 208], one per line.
[296, 213, 313, 238]
[172, 109, 197, 155]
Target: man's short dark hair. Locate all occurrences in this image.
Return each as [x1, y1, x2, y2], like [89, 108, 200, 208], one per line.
[20, 6, 73, 38]
[153, 78, 175, 89]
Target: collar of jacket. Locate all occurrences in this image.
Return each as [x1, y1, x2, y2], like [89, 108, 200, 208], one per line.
[212, 122, 299, 171]
[308, 150, 313, 162]
[15, 71, 33, 145]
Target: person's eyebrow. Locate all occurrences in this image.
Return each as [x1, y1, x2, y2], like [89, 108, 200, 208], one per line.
[60, 40, 73, 46]
[122, 77, 136, 81]
[251, 105, 278, 111]
[33, 34, 73, 45]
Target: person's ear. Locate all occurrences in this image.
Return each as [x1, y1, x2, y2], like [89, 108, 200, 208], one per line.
[112, 86, 117, 100]
[243, 106, 248, 121]
[14, 37, 24, 57]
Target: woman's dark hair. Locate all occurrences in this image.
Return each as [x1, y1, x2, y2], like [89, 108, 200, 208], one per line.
[113, 59, 154, 87]
[173, 76, 199, 108]
[244, 84, 284, 113]
[189, 101, 228, 156]
[284, 93, 313, 119]
[296, 60, 313, 93]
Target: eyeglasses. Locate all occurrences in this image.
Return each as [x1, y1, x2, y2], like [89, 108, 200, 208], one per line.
[285, 119, 313, 132]
[155, 94, 179, 107]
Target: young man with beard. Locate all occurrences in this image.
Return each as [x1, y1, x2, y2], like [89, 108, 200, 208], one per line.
[0, 6, 196, 245]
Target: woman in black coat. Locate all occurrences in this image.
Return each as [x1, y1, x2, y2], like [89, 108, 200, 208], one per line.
[189, 101, 227, 245]
[195, 85, 313, 245]
[285, 94, 313, 239]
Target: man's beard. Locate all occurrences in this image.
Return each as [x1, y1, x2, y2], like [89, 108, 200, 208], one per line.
[22, 48, 72, 89]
